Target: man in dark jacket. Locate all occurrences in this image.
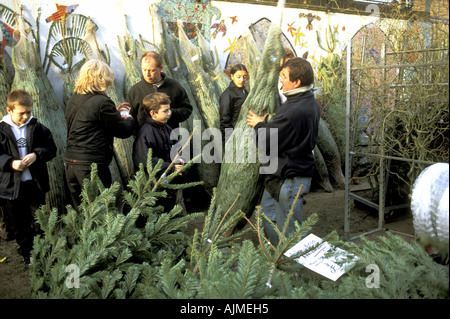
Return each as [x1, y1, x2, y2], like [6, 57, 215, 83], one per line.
[127, 51, 193, 130]
[0, 90, 57, 266]
[246, 57, 320, 245]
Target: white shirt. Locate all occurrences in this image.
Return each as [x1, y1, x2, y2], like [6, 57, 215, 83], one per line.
[1, 114, 33, 181]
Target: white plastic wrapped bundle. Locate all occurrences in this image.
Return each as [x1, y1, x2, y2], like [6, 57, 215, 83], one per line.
[411, 163, 449, 245]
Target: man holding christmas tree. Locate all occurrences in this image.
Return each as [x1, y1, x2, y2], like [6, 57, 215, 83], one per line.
[246, 57, 320, 245]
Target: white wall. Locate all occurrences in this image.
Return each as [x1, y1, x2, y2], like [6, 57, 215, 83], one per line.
[1, 0, 380, 104]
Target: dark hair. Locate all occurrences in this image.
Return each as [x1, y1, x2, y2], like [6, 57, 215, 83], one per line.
[230, 63, 248, 75]
[140, 51, 163, 67]
[142, 92, 171, 116]
[282, 57, 314, 87]
[7, 89, 33, 110]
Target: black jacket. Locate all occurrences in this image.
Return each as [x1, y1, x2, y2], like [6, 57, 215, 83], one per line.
[64, 93, 136, 164]
[127, 73, 193, 129]
[219, 80, 248, 138]
[254, 89, 320, 179]
[0, 118, 57, 200]
[132, 117, 180, 174]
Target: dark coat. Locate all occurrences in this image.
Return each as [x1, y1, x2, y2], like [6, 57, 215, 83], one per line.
[127, 73, 193, 129]
[219, 80, 248, 137]
[254, 89, 320, 179]
[0, 118, 57, 200]
[64, 93, 136, 164]
[132, 117, 180, 174]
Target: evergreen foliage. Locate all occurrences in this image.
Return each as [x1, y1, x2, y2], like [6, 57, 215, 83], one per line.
[317, 54, 346, 164]
[214, 17, 285, 225]
[328, 233, 449, 299]
[0, 58, 11, 117]
[18, 1, 447, 299]
[30, 151, 203, 298]
[30, 154, 449, 298]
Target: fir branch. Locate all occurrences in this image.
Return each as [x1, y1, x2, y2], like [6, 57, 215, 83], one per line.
[114, 248, 133, 267]
[99, 269, 122, 298]
[253, 207, 274, 259]
[193, 203, 247, 277]
[208, 194, 240, 240]
[114, 265, 140, 298]
[277, 184, 304, 244]
[151, 127, 196, 192]
[158, 258, 185, 298]
[231, 240, 260, 298]
[35, 206, 59, 236]
[199, 189, 220, 248]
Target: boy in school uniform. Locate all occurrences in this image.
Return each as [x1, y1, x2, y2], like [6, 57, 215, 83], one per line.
[132, 92, 185, 213]
[0, 90, 57, 267]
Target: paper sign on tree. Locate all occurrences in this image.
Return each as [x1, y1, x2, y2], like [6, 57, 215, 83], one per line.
[284, 234, 358, 281]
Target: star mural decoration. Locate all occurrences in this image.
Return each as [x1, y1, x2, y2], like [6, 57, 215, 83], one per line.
[224, 37, 241, 56]
[287, 22, 296, 37]
[45, 4, 79, 23]
[292, 27, 305, 46]
[229, 16, 238, 24]
[298, 39, 308, 48]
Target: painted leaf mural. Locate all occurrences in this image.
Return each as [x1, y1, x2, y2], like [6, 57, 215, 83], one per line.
[155, 0, 221, 42]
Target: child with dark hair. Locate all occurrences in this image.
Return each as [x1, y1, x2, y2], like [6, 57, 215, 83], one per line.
[132, 92, 184, 174]
[0, 90, 57, 267]
[219, 64, 249, 142]
[132, 92, 185, 215]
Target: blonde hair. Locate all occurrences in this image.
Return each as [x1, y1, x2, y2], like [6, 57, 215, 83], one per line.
[73, 59, 114, 94]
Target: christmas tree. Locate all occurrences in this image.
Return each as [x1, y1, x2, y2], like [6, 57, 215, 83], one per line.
[30, 152, 448, 299]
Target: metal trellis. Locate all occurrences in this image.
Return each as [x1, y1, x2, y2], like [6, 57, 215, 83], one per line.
[344, 28, 449, 241]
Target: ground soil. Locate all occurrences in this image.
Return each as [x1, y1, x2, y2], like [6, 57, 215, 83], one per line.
[0, 178, 415, 299]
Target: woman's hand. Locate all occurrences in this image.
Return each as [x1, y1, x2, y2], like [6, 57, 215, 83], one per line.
[117, 102, 131, 118]
[117, 102, 130, 112]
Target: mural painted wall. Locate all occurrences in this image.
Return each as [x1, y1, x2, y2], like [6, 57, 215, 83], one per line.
[1, 0, 382, 104]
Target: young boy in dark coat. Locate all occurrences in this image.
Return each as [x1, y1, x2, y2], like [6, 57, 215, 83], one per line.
[132, 92, 185, 214]
[0, 90, 57, 267]
[132, 92, 185, 174]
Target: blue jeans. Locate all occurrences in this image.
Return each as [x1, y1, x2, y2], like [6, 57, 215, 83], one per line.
[261, 177, 311, 246]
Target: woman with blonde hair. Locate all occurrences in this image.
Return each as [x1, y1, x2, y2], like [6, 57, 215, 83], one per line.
[64, 59, 136, 209]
